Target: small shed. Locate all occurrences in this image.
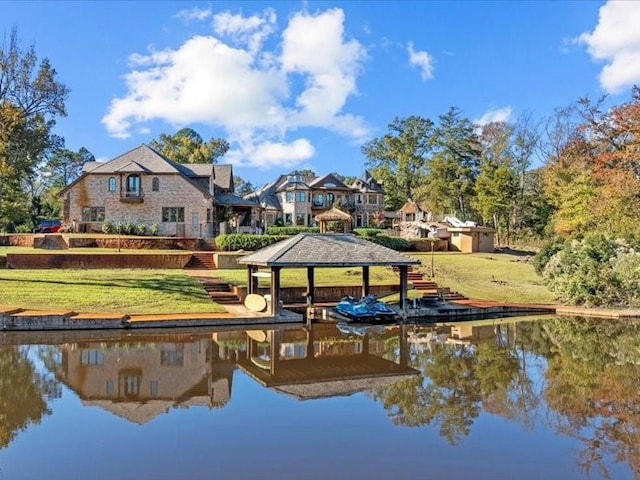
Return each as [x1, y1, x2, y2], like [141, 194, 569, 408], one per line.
[238, 233, 419, 317]
[314, 207, 352, 233]
[448, 226, 495, 253]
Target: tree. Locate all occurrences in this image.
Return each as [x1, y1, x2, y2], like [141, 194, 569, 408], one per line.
[46, 146, 94, 187]
[0, 28, 68, 231]
[418, 107, 481, 218]
[362, 116, 434, 211]
[149, 128, 229, 164]
[233, 175, 255, 196]
[474, 122, 518, 243]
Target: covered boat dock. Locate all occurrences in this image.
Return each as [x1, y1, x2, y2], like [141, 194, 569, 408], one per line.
[238, 233, 419, 318]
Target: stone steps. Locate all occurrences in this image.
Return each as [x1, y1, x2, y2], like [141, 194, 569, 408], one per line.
[185, 252, 216, 270]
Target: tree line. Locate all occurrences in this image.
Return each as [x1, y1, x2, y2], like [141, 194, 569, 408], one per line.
[3, 27, 640, 248]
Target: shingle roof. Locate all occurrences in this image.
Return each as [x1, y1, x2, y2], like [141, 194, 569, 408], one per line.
[216, 193, 258, 207]
[238, 233, 419, 267]
[308, 173, 350, 190]
[85, 144, 183, 174]
[213, 164, 233, 191]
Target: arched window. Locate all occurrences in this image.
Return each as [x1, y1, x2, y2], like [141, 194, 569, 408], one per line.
[108, 177, 116, 192]
[152, 177, 159, 192]
[125, 174, 140, 198]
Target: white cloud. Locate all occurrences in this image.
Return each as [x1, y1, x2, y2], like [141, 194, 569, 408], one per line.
[226, 138, 315, 169]
[475, 106, 513, 126]
[407, 42, 433, 80]
[174, 6, 212, 23]
[102, 7, 369, 169]
[578, 1, 640, 94]
[213, 9, 276, 55]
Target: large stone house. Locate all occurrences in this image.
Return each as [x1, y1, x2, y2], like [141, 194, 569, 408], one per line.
[245, 170, 385, 228]
[59, 144, 253, 237]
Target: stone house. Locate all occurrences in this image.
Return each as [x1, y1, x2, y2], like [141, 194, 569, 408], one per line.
[246, 170, 385, 228]
[59, 144, 254, 237]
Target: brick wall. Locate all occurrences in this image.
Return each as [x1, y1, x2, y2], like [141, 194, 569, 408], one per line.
[64, 173, 212, 238]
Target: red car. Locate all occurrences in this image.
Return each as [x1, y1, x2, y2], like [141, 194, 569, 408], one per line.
[35, 220, 62, 233]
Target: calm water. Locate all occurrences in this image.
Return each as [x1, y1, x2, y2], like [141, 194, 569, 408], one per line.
[0, 316, 638, 480]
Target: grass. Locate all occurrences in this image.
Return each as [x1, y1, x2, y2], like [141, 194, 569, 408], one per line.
[0, 269, 225, 314]
[0, 249, 556, 314]
[411, 251, 555, 304]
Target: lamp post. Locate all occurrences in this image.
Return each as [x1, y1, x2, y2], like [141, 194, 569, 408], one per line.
[427, 232, 437, 278]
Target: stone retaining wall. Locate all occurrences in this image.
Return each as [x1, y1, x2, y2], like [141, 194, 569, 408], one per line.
[6, 253, 192, 269]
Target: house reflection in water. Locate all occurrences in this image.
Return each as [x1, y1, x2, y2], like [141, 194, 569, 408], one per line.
[56, 336, 231, 425]
[52, 324, 419, 422]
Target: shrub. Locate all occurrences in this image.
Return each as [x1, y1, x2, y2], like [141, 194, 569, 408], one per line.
[542, 234, 640, 307]
[533, 237, 565, 275]
[215, 234, 289, 251]
[353, 228, 383, 237]
[266, 226, 320, 235]
[102, 222, 114, 234]
[364, 234, 412, 251]
[121, 221, 134, 235]
[135, 223, 147, 236]
[14, 223, 33, 234]
[149, 224, 159, 236]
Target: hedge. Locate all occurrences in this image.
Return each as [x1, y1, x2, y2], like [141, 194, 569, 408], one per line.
[215, 234, 289, 251]
[353, 228, 383, 237]
[266, 226, 320, 235]
[364, 234, 412, 251]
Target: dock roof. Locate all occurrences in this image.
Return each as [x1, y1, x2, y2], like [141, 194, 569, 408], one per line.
[238, 233, 419, 267]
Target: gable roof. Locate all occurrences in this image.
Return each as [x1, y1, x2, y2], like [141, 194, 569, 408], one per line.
[59, 144, 220, 197]
[351, 170, 384, 194]
[213, 164, 233, 191]
[308, 173, 350, 190]
[238, 233, 418, 267]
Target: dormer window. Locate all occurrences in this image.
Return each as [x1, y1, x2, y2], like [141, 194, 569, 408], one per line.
[288, 174, 302, 183]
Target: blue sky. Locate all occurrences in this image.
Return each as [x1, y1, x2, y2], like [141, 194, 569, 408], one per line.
[3, 1, 637, 186]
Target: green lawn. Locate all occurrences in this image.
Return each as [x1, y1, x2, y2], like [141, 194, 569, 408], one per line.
[0, 249, 556, 314]
[411, 251, 555, 304]
[0, 269, 224, 314]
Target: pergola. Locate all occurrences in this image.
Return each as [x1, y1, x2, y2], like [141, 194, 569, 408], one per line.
[314, 207, 352, 233]
[237, 233, 419, 317]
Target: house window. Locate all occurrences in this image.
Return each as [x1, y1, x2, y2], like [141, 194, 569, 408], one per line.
[106, 380, 114, 396]
[152, 177, 159, 191]
[313, 193, 324, 206]
[108, 177, 116, 192]
[295, 213, 305, 226]
[357, 194, 362, 204]
[150, 381, 158, 397]
[285, 191, 293, 203]
[295, 191, 306, 202]
[123, 374, 140, 397]
[285, 213, 292, 225]
[125, 174, 141, 196]
[368, 194, 377, 204]
[81, 349, 104, 365]
[162, 207, 184, 222]
[82, 207, 105, 222]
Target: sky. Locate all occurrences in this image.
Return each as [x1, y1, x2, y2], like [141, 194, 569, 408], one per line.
[2, 0, 639, 187]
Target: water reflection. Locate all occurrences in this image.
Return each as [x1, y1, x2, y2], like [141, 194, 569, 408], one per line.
[0, 346, 61, 448]
[2, 316, 640, 478]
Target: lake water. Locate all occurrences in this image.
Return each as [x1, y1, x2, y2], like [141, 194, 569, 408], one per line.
[0, 315, 637, 480]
